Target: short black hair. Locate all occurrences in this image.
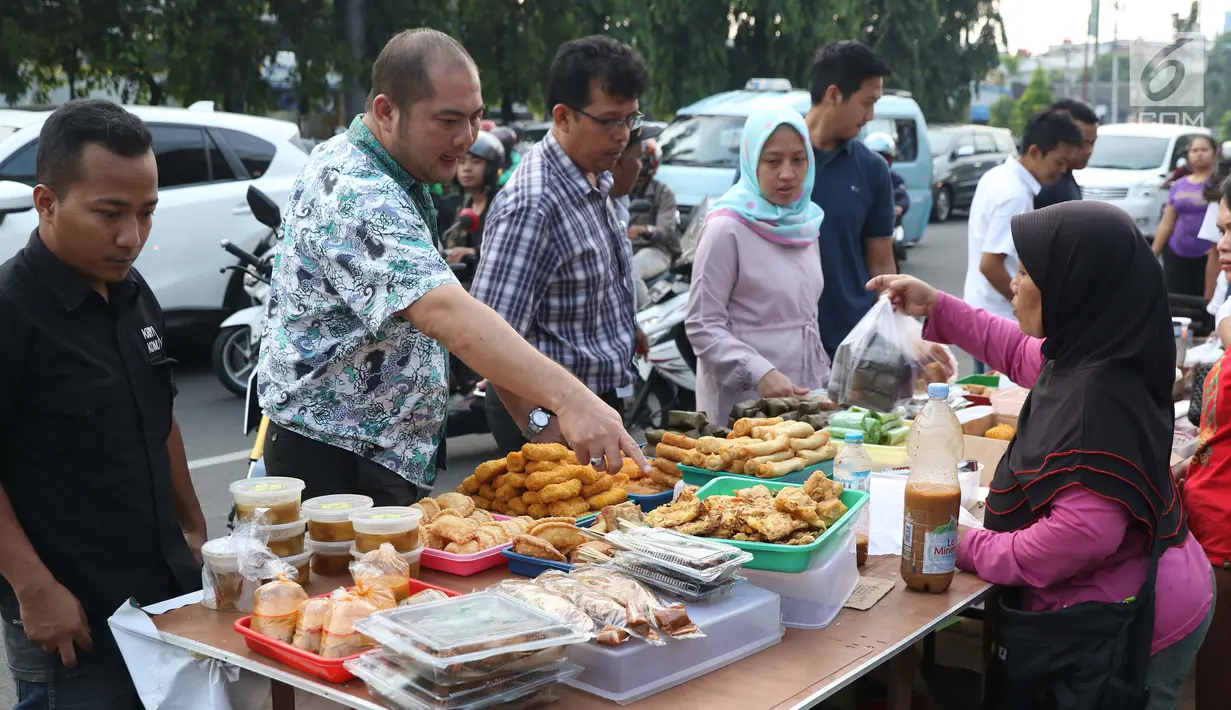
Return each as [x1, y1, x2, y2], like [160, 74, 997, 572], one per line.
[809, 41, 892, 105]
[35, 99, 153, 195]
[368, 28, 475, 110]
[546, 35, 647, 110]
[1048, 98, 1099, 125]
[1219, 171, 1231, 206]
[1021, 109, 1085, 157]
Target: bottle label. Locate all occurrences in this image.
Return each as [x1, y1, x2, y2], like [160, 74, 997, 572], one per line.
[834, 469, 871, 493]
[922, 518, 958, 574]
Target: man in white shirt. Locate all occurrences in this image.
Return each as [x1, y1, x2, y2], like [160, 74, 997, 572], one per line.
[964, 110, 1084, 369]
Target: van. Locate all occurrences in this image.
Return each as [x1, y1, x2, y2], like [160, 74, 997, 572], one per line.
[1073, 123, 1213, 238]
[654, 79, 934, 245]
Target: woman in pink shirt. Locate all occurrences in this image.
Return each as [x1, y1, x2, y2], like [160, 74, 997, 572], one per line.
[870, 201, 1212, 710]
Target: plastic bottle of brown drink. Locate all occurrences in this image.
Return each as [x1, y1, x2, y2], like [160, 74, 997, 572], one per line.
[901, 383, 963, 593]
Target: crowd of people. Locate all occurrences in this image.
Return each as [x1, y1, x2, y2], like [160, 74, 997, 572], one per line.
[2, 18, 1231, 710]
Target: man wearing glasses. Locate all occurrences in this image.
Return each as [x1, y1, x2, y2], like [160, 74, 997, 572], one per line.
[472, 36, 648, 451]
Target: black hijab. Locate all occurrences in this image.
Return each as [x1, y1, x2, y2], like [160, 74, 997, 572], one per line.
[984, 201, 1187, 551]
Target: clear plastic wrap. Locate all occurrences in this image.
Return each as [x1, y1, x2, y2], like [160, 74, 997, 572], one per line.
[607, 553, 743, 604]
[291, 596, 332, 654]
[318, 586, 384, 659]
[536, 571, 661, 645]
[250, 571, 308, 643]
[603, 528, 751, 584]
[489, 579, 597, 635]
[569, 567, 704, 639]
[828, 295, 936, 412]
[399, 589, 450, 607]
[201, 521, 293, 612]
[350, 542, 411, 602]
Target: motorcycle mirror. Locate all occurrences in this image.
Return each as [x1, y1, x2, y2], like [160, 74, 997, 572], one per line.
[629, 199, 654, 215]
[246, 185, 282, 230]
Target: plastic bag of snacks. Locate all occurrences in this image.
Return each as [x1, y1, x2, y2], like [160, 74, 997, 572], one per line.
[291, 596, 333, 654]
[251, 571, 308, 643]
[201, 521, 286, 612]
[350, 542, 410, 602]
[319, 585, 390, 659]
[828, 295, 944, 413]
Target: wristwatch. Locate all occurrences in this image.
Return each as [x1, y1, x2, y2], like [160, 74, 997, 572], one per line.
[523, 407, 554, 440]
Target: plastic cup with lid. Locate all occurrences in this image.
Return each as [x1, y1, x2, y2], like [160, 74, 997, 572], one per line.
[229, 477, 306, 524]
[349, 507, 425, 553]
[302, 494, 374, 542]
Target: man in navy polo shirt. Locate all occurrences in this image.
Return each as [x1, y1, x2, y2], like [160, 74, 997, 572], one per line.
[735, 42, 896, 358]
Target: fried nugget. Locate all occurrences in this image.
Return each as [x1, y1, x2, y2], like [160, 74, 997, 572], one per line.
[493, 472, 529, 490]
[527, 502, 549, 518]
[562, 465, 600, 485]
[619, 458, 642, 479]
[587, 488, 628, 510]
[525, 469, 569, 492]
[548, 497, 591, 518]
[474, 458, 507, 484]
[506, 497, 529, 515]
[490, 498, 508, 514]
[523, 461, 559, 474]
[580, 475, 614, 498]
[470, 495, 491, 511]
[626, 480, 669, 495]
[611, 473, 631, 488]
[494, 484, 519, 502]
[506, 452, 526, 473]
[522, 443, 571, 462]
[436, 492, 476, 516]
[539, 478, 583, 504]
[476, 483, 497, 501]
[512, 534, 568, 563]
[459, 475, 481, 495]
[522, 490, 541, 505]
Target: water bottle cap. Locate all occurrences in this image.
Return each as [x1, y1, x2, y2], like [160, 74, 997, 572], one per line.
[927, 382, 949, 399]
[844, 431, 864, 443]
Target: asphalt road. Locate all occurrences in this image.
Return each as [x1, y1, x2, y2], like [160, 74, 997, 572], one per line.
[0, 216, 972, 707]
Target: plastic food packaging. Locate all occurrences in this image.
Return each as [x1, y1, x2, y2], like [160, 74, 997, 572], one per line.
[318, 585, 390, 659]
[269, 548, 312, 585]
[353, 592, 590, 678]
[265, 517, 308, 558]
[536, 571, 660, 645]
[343, 650, 581, 710]
[229, 477, 305, 524]
[399, 588, 450, 607]
[350, 507, 423, 553]
[607, 553, 743, 604]
[570, 567, 703, 639]
[352, 542, 423, 580]
[309, 537, 353, 577]
[201, 521, 287, 612]
[302, 494, 373, 542]
[350, 542, 411, 602]
[490, 578, 597, 635]
[290, 596, 332, 654]
[828, 296, 936, 413]
[250, 571, 308, 643]
[603, 528, 751, 584]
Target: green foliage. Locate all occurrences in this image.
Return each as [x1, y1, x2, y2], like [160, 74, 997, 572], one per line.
[989, 95, 1016, 129]
[1012, 66, 1053, 134]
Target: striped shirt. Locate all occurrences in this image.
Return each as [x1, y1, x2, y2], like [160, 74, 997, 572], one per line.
[471, 131, 638, 392]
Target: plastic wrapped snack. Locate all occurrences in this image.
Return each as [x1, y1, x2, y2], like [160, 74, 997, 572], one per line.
[491, 579, 597, 636]
[251, 571, 308, 643]
[291, 596, 332, 654]
[201, 522, 285, 612]
[350, 542, 411, 602]
[828, 295, 929, 413]
[570, 567, 703, 639]
[398, 588, 450, 607]
[536, 571, 661, 645]
[318, 586, 385, 659]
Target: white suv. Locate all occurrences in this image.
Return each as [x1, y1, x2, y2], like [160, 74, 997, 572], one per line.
[1074, 123, 1213, 239]
[0, 102, 310, 331]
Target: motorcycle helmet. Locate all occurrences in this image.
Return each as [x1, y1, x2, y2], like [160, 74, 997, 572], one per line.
[864, 132, 897, 164]
[641, 138, 661, 181]
[465, 131, 506, 189]
[491, 126, 518, 166]
[509, 121, 526, 142]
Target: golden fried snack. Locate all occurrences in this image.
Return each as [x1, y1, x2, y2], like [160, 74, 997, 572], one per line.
[474, 458, 507, 484]
[459, 475, 481, 495]
[527, 517, 579, 527]
[525, 469, 569, 492]
[490, 499, 508, 514]
[498, 520, 527, 538]
[428, 515, 478, 544]
[506, 452, 526, 473]
[493, 472, 529, 490]
[470, 509, 494, 524]
[743, 450, 794, 475]
[789, 431, 828, 452]
[436, 492, 476, 516]
[618, 458, 642, 479]
[445, 539, 482, 555]
[804, 470, 844, 501]
[661, 431, 698, 449]
[695, 436, 728, 455]
[580, 476, 614, 498]
[470, 495, 491, 511]
[704, 455, 724, 472]
[732, 417, 783, 437]
[523, 461, 559, 474]
[719, 439, 759, 464]
[587, 488, 628, 510]
[479, 523, 510, 545]
[494, 484, 519, 502]
[423, 528, 447, 550]
[548, 497, 591, 518]
[734, 484, 773, 500]
[797, 443, 837, 465]
[626, 481, 669, 495]
[531, 522, 585, 554]
[652, 458, 680, 477]
[522, 490, 541, 505]
[540, 478, 583, 504]
[816, 498, 848, 526]
[506, 497, 529, 515]
[985, 424, 1016, 441]
[527, 502, 549, 518]
[432, 508, 463, 521]
[478, 484, 498, 501]
[644, 464, 681, 489]
[562, 465, 600, 485]
[522, 442, 571, 462]
[739, 435, 790, 459]
[655, 443, 703, 467]
[473, 527, 500, 549]
[414, 498, 441, 520]
[756, 457, 807, 478]
[752, 421, 814, 440]
[512, 534, 568, 563]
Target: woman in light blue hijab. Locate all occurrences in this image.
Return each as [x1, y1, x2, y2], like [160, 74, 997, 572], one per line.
[685, 106, 829, 423]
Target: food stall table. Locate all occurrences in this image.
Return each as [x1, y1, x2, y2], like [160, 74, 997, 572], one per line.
[150, 556, 991, 710]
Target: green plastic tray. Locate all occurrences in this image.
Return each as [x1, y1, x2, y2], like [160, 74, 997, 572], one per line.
[678, 458, 833, 487]
[956, 374, 1000, 388]
[693, 477, 868, 573]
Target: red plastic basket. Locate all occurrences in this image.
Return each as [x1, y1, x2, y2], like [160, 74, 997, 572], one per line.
[234, 578, 459, 683]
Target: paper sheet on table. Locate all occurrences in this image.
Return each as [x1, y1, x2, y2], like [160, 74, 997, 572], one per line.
[868, 473, 985, 556]
[109, 591, 269, 710]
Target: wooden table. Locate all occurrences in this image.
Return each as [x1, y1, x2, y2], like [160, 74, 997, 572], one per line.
[152, 556, 991, 710]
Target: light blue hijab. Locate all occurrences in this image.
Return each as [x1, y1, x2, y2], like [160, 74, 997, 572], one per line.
[708, 107, 825, 246]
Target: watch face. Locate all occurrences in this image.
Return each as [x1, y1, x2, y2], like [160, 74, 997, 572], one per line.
[530, 409, 551, 428]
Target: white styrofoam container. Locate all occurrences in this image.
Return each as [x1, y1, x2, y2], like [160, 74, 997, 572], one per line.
[564, 582, 783, 705]
[741, 525, 859, 629]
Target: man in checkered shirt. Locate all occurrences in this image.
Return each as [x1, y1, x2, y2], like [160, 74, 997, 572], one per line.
[471, 35, 648, 452]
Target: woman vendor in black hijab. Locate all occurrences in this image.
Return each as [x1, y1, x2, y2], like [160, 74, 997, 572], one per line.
[868, 201, 1213, 709]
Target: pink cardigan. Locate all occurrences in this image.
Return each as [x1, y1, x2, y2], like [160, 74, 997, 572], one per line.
[923, 292, 1212, 654]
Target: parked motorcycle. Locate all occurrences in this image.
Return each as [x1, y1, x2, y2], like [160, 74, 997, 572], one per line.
[213, 186, 279, 396]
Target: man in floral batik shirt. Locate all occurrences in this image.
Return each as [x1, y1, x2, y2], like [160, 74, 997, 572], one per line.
[257, 28, 646, 505]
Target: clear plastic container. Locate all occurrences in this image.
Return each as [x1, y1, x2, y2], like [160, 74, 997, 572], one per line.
[834, 431, 873, 566]
[607, 555, 742, 604]
[302, 494, 373, 542]
[229, 477, 305, 524]
[309, 537, 353, 578]
[344, 651, 581, 710]
[267, 548, 312, 585]
[201, 538, 252, 612]
[352, 542, 424, 579]
[350, 507, 424, 553]
[564, 581, 783, 704]
[741, 524, 859, 629]
[604, 528, 751, 584]
[265, 518, 308, 558]
[353, 592, 590, 671]
[902, 382, 963, 593]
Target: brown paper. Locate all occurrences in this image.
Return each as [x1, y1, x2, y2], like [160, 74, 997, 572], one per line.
[844, 577, 896, 610]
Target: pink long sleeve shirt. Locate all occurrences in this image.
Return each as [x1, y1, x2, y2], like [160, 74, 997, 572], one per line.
[923, 292, 1212, 654]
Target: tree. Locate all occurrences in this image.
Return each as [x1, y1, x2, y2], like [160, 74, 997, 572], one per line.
[161, 0, 274, 112]
[989, 95, 1016, 129]
[1012, 66, 1053, 134]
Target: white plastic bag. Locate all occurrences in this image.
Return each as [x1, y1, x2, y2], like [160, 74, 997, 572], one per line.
[201, 521, 293, 612]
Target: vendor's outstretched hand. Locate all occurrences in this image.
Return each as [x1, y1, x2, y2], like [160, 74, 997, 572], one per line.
[867, 274, 939, 318]
[555, 388, 650, 475]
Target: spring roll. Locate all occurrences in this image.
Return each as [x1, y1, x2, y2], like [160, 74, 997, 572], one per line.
[732, 417, 783, 437]
[789, 431, 829, 452]
[719, 438, 758, 464]
[742, 450, 794, 475]
[655, 443, 691, 463]
[645, 462, 683, 488]
[756, 457, 807, 478]
[661, 431, 698, 450]
[739, 434, 790, 459]
[752, 421, 815, 440]
[696, 436, 729, 455]
[725, 458, 748, 474]
[797, 443, 838, 465]
[704, 455, 725, 471]
[652, 457, 680, 476]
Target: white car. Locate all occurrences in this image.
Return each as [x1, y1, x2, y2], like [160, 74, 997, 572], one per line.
[1074, 123, 1213, 239]
[0, 101, 310, 331]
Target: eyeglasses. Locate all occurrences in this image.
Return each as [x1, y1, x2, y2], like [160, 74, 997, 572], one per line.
[571, 107, 643, 132]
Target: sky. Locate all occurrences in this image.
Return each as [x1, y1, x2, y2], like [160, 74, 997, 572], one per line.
[1000, 0, 1231, 53]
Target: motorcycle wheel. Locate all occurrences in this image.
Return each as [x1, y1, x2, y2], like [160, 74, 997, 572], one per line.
[212, 326, 258, 397]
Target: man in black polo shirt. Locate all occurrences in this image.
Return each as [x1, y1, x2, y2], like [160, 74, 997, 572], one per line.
[1034, 98, 1099, 208]
[0, 100, 205, 708]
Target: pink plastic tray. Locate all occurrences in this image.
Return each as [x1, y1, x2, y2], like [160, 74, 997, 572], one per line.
[421, 542, 513, 576]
